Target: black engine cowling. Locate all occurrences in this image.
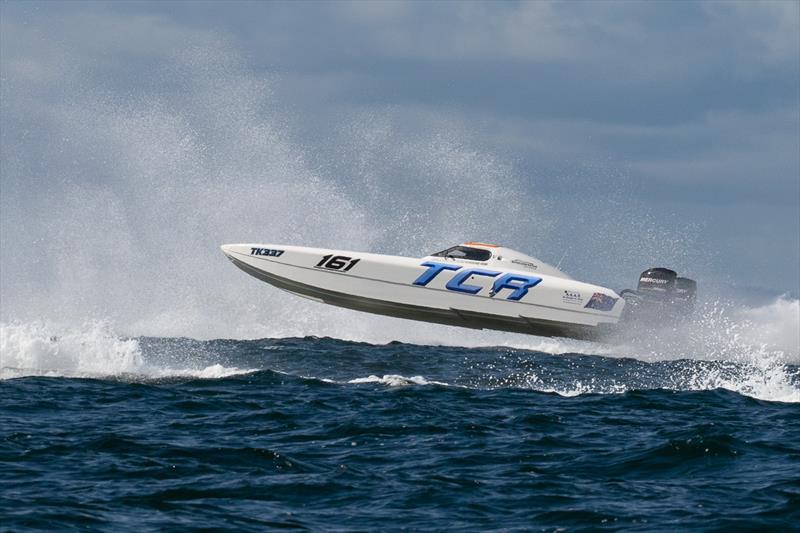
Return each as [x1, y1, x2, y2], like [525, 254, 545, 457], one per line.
[638, 267, 677, 294]
[621, 267, 697, 323]
[673, 277, 697, 308]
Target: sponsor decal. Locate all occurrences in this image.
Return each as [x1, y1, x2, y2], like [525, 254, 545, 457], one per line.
[640, 277, 669, 284]
[511, 259, 538, 270]
[584, 292, 618, 311]
[315, 254, 360, 272]
[413, 261, 541, 301]
[250, 248, 284, 257]
[562, 290, 583, 305]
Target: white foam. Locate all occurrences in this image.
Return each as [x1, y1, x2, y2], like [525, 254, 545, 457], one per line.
[735, 295, 799, 360]
[1, 321, 144, 378]
[148, 363, 255, 380]
[337, 364, 797, 402]
[679, 351, 800, 404]
[542, 370, 797, 403]
[0, 321, 253, 380]
[573, 296, 800, 403]
[489, 372, 629, 397]
[347, 374, 449, 387]
[538, 383, 628, 398]
[657, 296, 797, 363]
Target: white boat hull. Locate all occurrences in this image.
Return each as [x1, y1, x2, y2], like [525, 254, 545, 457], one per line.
[221, 244, 625, 340]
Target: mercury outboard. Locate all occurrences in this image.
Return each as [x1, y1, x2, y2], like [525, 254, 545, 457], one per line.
[619, 267, 697, 324]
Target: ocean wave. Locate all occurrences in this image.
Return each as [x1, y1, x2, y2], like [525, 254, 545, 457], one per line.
[281, 362, 798, 404]
[2, 319, 797, 403]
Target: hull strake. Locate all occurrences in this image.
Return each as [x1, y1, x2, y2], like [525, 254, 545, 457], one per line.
[228, 256, 602, 341]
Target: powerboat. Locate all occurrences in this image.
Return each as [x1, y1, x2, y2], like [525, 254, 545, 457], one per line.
[220, 242, 696, 341]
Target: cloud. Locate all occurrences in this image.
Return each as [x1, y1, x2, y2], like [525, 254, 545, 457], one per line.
[713, 0, 800, 68]
[331, 1, 578, 62]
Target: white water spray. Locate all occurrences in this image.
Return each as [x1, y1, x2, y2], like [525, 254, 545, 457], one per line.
[0, 321, 253, 380]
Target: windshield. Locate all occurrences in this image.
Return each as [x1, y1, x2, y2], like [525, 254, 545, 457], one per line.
[431, 246, 492, 262]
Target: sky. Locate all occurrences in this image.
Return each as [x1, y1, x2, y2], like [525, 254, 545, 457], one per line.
[0, 0, 798, 337]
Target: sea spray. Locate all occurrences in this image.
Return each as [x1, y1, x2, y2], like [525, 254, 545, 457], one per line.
[0, 321, 253, 380]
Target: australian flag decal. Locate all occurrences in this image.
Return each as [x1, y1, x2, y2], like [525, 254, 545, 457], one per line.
[584, 293, 618, 311]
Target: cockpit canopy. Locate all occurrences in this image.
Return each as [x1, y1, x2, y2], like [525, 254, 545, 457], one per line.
[428, 242, 572, 280]
[431, 245, 492, 262]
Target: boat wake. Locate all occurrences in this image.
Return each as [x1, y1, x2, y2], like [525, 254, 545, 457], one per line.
[2, 301, 797, 403]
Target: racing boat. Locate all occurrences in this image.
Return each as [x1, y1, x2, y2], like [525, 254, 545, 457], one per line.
[220, 242, 696, 341]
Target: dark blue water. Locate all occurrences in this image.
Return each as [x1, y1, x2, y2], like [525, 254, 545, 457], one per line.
[2, 337, 799, 530]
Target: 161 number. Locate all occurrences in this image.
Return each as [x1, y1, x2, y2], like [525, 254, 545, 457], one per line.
[315, 255, 360, 272]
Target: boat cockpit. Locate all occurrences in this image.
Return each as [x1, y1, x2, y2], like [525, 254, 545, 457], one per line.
[427, 242, 572, 280]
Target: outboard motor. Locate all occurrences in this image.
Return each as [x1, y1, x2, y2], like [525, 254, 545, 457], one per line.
[620, 267, 697, 324]
[638, 268, 677, 295]
[672, 277, 697, 311]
